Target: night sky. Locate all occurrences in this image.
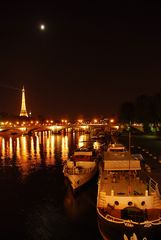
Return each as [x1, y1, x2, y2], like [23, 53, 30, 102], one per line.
[0, 1, 160, 120]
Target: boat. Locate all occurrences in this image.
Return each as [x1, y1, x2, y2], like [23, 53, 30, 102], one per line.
[63, 146, 99, 191]
[97, 142, 161, 239]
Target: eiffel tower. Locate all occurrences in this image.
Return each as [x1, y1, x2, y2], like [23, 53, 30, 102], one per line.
[19, 86, 28, 117]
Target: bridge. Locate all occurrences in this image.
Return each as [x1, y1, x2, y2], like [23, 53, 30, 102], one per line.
[0, 123, 67, 136]
[0, 122, 113, 136]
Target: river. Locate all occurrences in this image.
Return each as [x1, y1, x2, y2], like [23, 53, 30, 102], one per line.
[0, 131, 102, 240]
[0, 131, 161, 240]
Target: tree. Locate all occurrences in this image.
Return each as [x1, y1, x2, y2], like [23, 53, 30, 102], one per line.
[119, 102, 135, 123]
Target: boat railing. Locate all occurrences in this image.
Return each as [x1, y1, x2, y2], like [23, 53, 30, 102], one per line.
[149, 177, 161, 198]
[97, 208, 135, 225]
[66, 167, 95, 175]
[140, 171, 161, 198]
[97, 208, 161, 226]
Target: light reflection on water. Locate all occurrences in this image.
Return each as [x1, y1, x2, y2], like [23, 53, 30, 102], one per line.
[0, 131, 73, 176]
[0, 131, 92, 177]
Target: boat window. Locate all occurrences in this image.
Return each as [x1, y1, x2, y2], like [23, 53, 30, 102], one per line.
[109, 149, 125, 152]
[128, 201, 133, 206]
[114, 201, 119, 206]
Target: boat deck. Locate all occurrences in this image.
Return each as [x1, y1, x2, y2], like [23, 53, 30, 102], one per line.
[100, 170, 147, 196]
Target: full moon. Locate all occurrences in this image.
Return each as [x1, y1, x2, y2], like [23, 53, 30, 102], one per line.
[40, 24, 45, 30]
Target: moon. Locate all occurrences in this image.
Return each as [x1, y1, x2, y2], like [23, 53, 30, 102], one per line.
[40, 24, 45, 31]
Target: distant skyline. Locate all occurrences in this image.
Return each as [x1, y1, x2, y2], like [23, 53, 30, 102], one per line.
[0, 2, 160, 119]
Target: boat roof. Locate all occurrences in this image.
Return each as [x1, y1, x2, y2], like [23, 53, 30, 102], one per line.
[104, 151, 141, 170]
[108, 143, 126, 152]
[74, 151, 93, 156]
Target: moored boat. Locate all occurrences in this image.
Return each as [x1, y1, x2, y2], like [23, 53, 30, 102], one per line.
[63, 146, 99, 191]
[97, 143, 161, 239]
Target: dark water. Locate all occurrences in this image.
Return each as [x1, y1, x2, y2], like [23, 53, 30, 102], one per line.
[0, 131, 102, 240]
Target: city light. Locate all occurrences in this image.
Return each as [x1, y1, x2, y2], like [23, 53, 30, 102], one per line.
[110, 118, 114, 123]
[94, 119, 98, 123]
[78, 119, 83, 124]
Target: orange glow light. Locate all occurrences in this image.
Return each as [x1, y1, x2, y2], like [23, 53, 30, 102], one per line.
[110, 119, 114, 123]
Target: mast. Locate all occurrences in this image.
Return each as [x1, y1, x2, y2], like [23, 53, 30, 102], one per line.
[128, 130, 131, 154]
[128, 129, 132, 194]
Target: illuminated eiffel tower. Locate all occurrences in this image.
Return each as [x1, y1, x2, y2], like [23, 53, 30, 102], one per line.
[19, 86, 28, 117]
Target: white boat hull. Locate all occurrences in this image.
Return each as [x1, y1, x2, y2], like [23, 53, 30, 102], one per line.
[64, 166, 97, 190]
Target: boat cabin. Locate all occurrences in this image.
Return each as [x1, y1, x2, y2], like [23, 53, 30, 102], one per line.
[73, 151, 94, 161]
